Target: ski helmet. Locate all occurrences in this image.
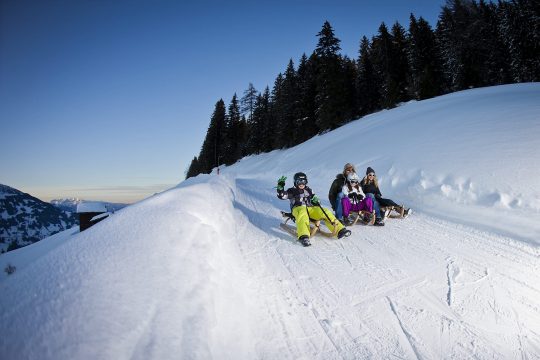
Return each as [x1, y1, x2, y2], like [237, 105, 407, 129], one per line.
[293, 172, 308, 187]
[347, 172, 360, 183]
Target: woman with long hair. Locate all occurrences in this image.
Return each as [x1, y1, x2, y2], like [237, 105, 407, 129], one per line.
[360, 167, 411, 226]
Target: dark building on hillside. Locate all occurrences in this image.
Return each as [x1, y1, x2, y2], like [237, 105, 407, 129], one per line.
[77, 202, 108, 231]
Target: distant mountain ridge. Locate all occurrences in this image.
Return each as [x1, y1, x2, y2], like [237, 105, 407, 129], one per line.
[0, 184, 78, 252]
[50, 198, 127, 213]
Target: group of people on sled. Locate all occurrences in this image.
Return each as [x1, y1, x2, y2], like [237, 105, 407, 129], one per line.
[277, 163, 411, 246]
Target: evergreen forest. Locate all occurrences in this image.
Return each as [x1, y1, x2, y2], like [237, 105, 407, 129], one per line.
[186, 0, 539, 179]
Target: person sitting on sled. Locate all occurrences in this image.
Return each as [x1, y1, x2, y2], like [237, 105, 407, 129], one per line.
[328, 163, 357, 224]
[341, 172, 375, 225]
[277, 172, 351, 246]
[360, 167, 412, 226]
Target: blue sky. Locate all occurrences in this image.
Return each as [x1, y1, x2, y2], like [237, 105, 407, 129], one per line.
[1, 0, 446, 203]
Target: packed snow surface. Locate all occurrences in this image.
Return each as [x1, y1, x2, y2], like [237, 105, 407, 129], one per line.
[1, 84, 540, 359]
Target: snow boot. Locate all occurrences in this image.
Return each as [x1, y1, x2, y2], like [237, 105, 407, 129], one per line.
[298, 235, 311, 247]
[337, 228, 351, 239]
[374, 218, 385, 226]
[403, 208, 412, 218]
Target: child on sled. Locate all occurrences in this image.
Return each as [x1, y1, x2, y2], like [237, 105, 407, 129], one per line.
[341, 172, 375, 225]
[277, 172, 351, 246]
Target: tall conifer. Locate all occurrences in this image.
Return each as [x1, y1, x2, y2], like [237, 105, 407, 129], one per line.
[198, 99, 226, 173]
[296, 53, 319, 141]
[314, 21, 348, 130]
[357, 36, 380, 115]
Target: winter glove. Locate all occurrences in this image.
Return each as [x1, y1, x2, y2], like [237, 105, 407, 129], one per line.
[348, 193, 355, 199]
[311, 194, 320, 205]
[277, 176, 287, 191]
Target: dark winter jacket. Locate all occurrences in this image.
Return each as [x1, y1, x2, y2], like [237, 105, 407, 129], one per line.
[360, 181, 382, 198]
[278, 186, 315, 210]
[361, 180, 400, 207]
[328, 174, 346, 211]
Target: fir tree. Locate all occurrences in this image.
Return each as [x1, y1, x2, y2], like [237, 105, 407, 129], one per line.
[198, 99, 226, 173]
[499, 0, 540, 82]
[407, 14, 444, 99]
[357, 36, 380, 116]
[245, 91, 268, 154]
[185, 156, 200, 179]
[314, 21, 348, 130]
[341, 55, 358, 121]
[296, 53, 319, 142]
[222, 94, 244, 165]
[258, 87, 273, 153]
[277, 59, 300, 148]
[371, 22, 396, 108]
[436, 0, 486, 90]
[270, 73, 286, 149]
[241, 83, 258, 122]
[390, 21, 411, 104]
[478, 0, 511, 85]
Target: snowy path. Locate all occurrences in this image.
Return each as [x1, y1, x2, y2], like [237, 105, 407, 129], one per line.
[231, 177, 540, 359]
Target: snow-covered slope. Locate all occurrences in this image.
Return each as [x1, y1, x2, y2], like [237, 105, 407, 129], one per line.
[1, 84, 539, 359]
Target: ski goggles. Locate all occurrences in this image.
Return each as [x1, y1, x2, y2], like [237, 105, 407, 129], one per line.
[295, 178, 308, 185]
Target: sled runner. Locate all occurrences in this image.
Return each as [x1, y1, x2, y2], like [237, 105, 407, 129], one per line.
[348, 210, 376, 225]
[381, 205, 411, 219]
[279, 211, 339, 238]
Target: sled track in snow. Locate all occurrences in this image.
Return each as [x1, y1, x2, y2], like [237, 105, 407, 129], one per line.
[232, 179, 540, 359]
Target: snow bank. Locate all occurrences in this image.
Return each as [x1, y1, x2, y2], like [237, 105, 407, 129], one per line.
[1, 176, 257, 359]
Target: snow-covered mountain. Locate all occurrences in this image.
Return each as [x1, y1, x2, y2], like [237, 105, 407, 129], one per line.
[1, 84, 539, 359]
[0, 184, 78, 252]
[50, 198, 127, 213]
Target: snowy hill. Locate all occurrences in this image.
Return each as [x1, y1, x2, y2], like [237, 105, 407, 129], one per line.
[0, 184, 78, 252]
[1, 84, 539, 359]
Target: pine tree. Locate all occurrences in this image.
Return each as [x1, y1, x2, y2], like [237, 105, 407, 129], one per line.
[436, 1, 468, 91]
[499, 0, 540, 82]
[241, 83, 258, 122]
[390, 21, 411, 104]
[245, 91, 266, 154]
[296, 53, 319, 142]
[258, 87, 273, 153]
[185, 156, 200, 179]
[478, 0, 511, 85]
[408, 14, 444, 99]
[371, 22, 397, 108]
[314, 21, 348, 130]
[270, 73, 286, 149]
[198, 99, 226, 173]
[357, 36, 380, 116]
[436, 0, 486, 90]
[277, 59, 300, 148]
[222, 94, 244, 165]
[341, 55, 358, 121]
